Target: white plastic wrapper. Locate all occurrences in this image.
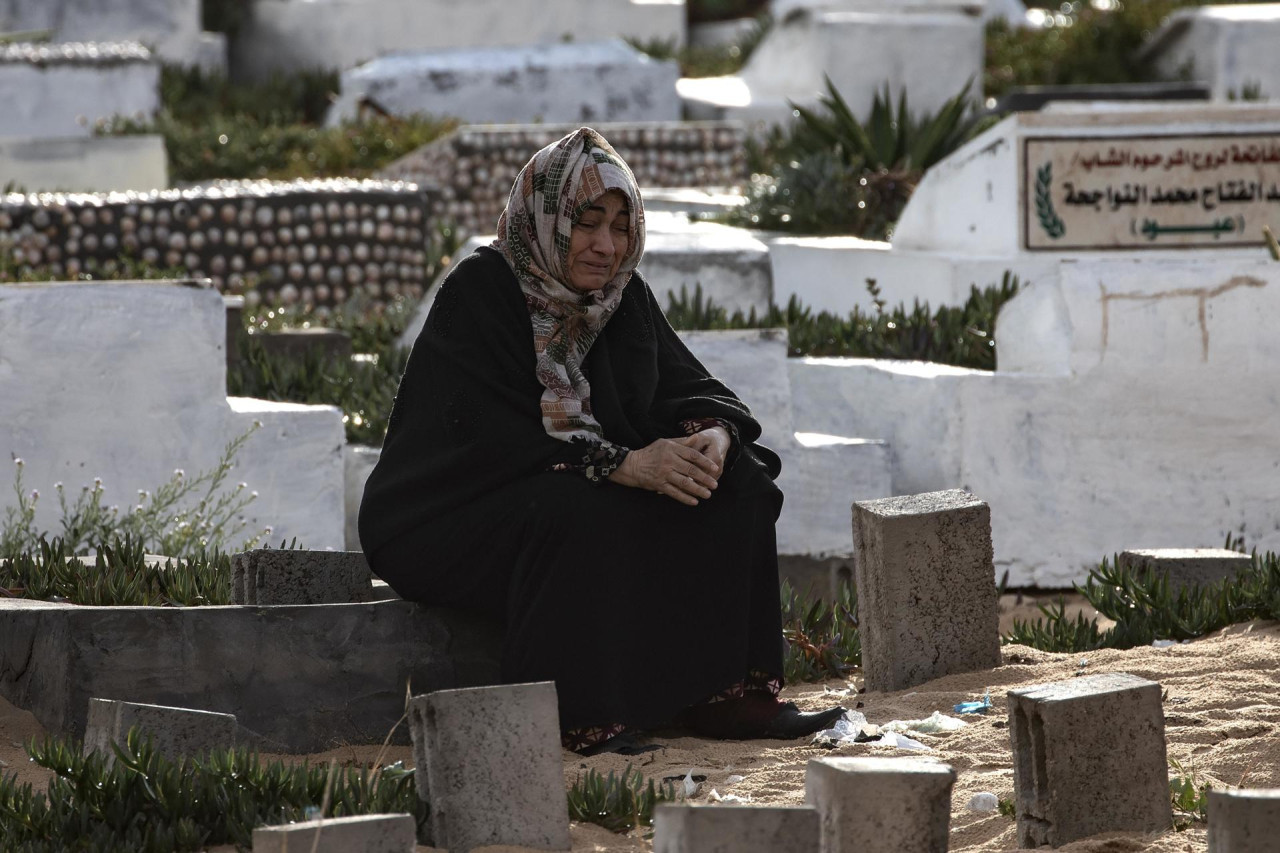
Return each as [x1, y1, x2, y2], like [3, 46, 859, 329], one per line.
[967, 792, 1000, 812]
[881, 711, 967, 734]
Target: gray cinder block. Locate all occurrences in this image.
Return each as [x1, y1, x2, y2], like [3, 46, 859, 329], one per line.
[852, 489, 1001, 692]
[232, 548, 373, 605]
[1008, 672, 1172, 848]
[408, 681, 570, 852]
[805, 756, 954, 853]
[252, 813, 416, 853]
[652, 804, 820, 853]
[1118, 548, 1252, 591]
[83, 698, 238, 761]
[1207, 789, 1280, 852]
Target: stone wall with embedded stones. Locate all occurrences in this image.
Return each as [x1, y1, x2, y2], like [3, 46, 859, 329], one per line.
[378, 122, 749, 238]
[0, 180, 433, 306]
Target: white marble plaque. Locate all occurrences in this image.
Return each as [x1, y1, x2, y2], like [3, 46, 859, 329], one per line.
[1023, 134, 1280, 250]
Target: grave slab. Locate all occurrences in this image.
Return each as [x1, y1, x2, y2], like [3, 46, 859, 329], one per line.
[0, 599, 501, 753]
[231, 0, 685, 81]
[1146, 4, 1280, 102]
[652, 804, 820, 852]
[0, 135, 167, 194]
[1207, 789, 1280, 852]
[409, 682, 569, 851]
[328, 40, 679, 127]
[232, 548, 374, 605]
[252, 813, 416, 853]
[1118, 548, 1253, 590]
[805, 756, 955, 853]
[83, 698, 239, 760]
[853, 489, 1000, 692]
[0, 42, 159, 140]
[346, 445, 382, 551]
[0, 0, 203, 67]
[1008, 672, 1171, 848]
[641, 214, 773, 316]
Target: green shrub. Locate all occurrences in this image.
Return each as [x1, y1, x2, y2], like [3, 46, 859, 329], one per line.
[666, 274, 1021, 371]
[984, 0, 1187, 98]
[782, 578, 860, 682]
[567, 766, 677, 833]
[0, 729, 424, 852]
[727, 80, 988, 239]
[101, 65, 457, 182]
[1004, 550, 1280, 653]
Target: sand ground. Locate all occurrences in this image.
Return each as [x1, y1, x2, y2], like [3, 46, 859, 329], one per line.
[3, 612, 1275, 851]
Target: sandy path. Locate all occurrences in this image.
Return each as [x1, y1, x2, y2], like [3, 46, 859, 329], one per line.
[4, 619, 1276, 851]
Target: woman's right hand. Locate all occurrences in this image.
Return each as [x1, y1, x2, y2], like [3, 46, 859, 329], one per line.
[610, 437, 720, 506]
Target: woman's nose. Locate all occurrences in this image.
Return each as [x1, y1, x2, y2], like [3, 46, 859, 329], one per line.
[591, 229, 614, 255]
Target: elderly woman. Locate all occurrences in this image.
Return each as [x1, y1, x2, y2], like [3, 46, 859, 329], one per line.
[359, 128, 843, 753]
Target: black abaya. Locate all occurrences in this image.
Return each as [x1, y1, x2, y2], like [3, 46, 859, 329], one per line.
[359, 247, 785, 731]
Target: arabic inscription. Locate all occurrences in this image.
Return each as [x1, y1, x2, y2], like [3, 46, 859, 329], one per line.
[1023, 135, 1280, 250]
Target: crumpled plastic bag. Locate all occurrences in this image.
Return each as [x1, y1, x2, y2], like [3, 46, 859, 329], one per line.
[881, 711, 967, 734]
[954, 692, 992, 714]
[811, 710, 930, 750]
[967, 792, 1000, 812]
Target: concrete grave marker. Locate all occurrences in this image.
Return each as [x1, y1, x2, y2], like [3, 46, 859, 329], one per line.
[408, 682, 570, 852]
[652, 804, 821, 853]
[252, 813, 416, 853]
[1008, 672, 1171, 848]
[232, 549, 373, 605]
[852, 489, 1001, 692]
[83, 698, 238, 761]
[805, 756, 954, 853]
[1207, 788, 1280, 852]
[1118, 548, 1253, 590]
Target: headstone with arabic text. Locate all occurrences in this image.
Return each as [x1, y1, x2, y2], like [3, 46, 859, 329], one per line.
[1023, 134, 1280, 250]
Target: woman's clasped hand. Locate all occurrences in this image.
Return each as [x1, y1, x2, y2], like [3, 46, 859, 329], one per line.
[611, 426, 732, 506]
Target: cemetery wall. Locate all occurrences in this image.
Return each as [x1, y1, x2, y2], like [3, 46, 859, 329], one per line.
[229, 0, 686, 81]
[0, 181, 433, 306]
[379, 122, 749, 239]
[0, 280, 345, 551]
[790, 257, 1280, 586]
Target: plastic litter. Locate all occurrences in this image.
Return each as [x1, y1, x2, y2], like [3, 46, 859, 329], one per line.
[726, 774, 745, 784]
[709, 789, 751, 804]
[683, 770, 699, 798]
[954, 692, 993, 714]
[967, 792, 1000, 812]
[878, 731, 930, 751]
[811, 711, 931, 750]
[882, 711, 967, 734]
[1151, 639, 1177, 648]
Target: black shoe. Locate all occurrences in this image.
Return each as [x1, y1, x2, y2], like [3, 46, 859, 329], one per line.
[757, 703, 848, 740]
[576, 731, 664, 757]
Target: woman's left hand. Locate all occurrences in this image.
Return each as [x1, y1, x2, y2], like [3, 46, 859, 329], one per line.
[681, 426, 731, 477]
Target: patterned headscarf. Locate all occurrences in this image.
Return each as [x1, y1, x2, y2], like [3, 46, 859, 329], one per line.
[492, 127, 646, 444]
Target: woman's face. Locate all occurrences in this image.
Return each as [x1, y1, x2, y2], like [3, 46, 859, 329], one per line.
[566, 190, 630, 292]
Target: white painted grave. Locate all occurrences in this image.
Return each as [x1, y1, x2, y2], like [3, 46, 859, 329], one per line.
[0, 280, 345, 551]
[230, 0, 686, 81]
[1145, 4, 1280, 102]
[327, 40, 680, 127]
[0, 136, 167, 194]
[770, 0, 1027, 26]
[0, 0, 218, 69]
[0, 42, 159, 141]
[680, 7, 983, 127]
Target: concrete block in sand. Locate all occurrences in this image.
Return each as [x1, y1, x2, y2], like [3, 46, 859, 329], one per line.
[0, 599, 500, 753]
[805, 756, 954, 853]
[1119, 548, 1252, 590]
[1207, 789, 1280, 852]
[1008, 672, 1171, 848]
[84, 698, 238, 760]
[232, 548, 373, 605]
[852, 489, 1000, 692]
[409, 681, 569, 851]
[252, 813, 416, 852]
[652, 803, 820, 852]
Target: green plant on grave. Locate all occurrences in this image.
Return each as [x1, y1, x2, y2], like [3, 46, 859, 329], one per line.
[566, 765, 678, 834]
[1, 425, 267, 561]
[0, 534, 232, 606]
[724, 79, 989, 240]
[664, 273, 1021, 372]
[998, 797, 1017, 819]
[1003, 550, 1280, 654]
[99, 64, 458, 182]
[0, 728, 425, 852]
[1169, 758, 1213, 830]
[781, 577, 861, 682]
